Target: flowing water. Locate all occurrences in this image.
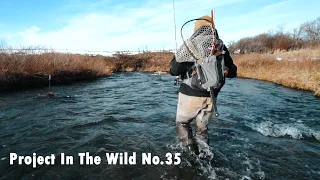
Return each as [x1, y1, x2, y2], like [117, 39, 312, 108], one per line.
[0, 72, 319, 180]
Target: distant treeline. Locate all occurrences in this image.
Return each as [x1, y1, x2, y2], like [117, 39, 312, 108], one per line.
[228, 17, 320, 54]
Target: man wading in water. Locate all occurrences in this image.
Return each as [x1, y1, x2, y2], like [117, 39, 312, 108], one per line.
[170, 15, 237, 155]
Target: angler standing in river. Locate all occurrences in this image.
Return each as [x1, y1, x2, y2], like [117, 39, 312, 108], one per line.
[170, 15, 237, 154]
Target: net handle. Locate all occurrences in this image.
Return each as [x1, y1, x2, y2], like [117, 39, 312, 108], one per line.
[211, 10, 217, 53]
[180, 18, 213, 61]
[211, 10, 215, 29]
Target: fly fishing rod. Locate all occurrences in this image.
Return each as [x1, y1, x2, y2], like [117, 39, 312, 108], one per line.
[172, 0, 182, 86]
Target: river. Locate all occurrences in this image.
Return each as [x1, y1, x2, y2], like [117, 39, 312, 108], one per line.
[0, 72, 319, 180]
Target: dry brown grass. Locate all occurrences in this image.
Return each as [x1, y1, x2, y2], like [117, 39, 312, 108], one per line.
[105, 52, 174, 73]
[0, 52, 112, 91]
[0, 53, 111, 76]
[233, 47, 320, 96]
[2, 47, 318, 97]
[0, 50, 174, 91]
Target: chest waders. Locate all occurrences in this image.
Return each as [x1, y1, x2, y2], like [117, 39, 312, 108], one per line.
[174, 10, 227, 154]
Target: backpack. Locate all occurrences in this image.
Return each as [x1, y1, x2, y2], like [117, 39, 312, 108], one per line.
[182, 31, 226, 93]
[183, 48, 226, 92]
[175, 18, 226, 117]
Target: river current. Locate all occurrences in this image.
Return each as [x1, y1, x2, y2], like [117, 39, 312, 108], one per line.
[0, 72, 319, 180]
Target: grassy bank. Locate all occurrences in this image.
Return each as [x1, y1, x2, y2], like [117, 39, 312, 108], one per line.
[0, 51, 174, 91]
[105, 52, 173, 72]
[107, 50, 320, 97]
[111, 49, 320, 97]
[0, 52, 112, 91]
[1, 48, 319, 97]
[233, 47, 320, 96]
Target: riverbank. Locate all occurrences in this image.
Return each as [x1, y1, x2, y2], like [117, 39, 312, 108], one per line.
[105, 52, 173, 72]
[1, 49, 319, 97]
[233, 47, 320, 97]
[108, 49, 320, 97]
[0, 51, 174, 92]
[0, 52, 112, 91]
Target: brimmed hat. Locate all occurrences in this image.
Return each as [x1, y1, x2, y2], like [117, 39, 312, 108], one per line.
[194, 15, 213, 32]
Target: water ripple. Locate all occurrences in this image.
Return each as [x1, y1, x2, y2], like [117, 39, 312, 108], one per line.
[0, 72, 319, 179]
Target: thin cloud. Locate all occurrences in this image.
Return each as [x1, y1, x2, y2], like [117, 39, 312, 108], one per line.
[4, 0, 249, 51]
[14, 1, 176, 51]
[215, 0, 306, 43]
[3, 0, 319, 51]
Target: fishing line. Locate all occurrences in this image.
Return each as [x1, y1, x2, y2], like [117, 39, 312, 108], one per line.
[172, 0, 178, 52]
[172, 0, 182, 86]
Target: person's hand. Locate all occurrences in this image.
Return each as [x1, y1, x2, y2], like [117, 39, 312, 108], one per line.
[224, 67, 229, 76]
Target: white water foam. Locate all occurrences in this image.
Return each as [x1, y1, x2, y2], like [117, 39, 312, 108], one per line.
[246, 121, 320, 141]
[167, 142, 217, 179]
[166, 140, 265, 180]
[152, 72, 168, 75]
[241, 156, 265, 180]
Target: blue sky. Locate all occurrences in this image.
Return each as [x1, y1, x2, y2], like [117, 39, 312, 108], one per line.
[0, 0, 319, 51]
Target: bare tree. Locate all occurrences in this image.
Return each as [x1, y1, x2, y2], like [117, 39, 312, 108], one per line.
[291, 27, 304, 49]
[300, 17, 320, 45]
[235, 37, 252, 54]
[227, 41, 236, 54]
[0, 40, 8, 52]
[228, 17, 320, 53]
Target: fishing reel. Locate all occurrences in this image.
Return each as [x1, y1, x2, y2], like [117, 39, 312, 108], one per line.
[212, 38, 225, 56]
[174, 76, 183, 86]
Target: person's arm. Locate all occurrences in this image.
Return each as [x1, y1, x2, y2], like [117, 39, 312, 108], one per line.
[223, 46, 237, 78]
[170, 56, 193, 76]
